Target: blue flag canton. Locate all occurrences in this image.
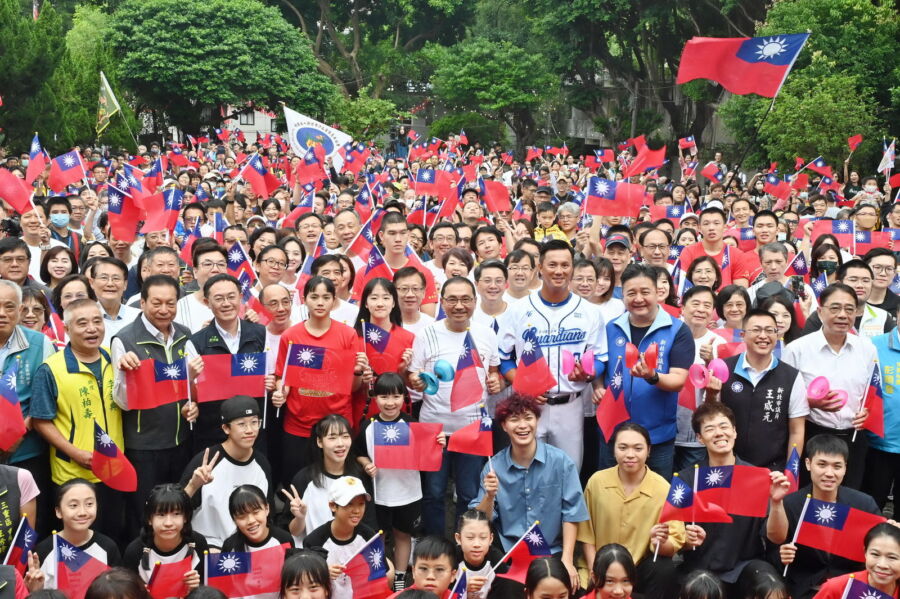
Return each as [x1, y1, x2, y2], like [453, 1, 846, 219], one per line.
[106, 185, 129, 214]
[56, 537, 93, 571]
[0, 361, 20, 405]
[232, 353, 265, 377]
[697, 465, 734, 491]
[786, 448, 800, 478]
[803, 498, 850, 529]
[365, 250, 387, 274]
[361, 537, 389, 580]
[289, 344, 325, 369]
[374, 421, 410, 446]
[29, 135, 44, 160]
[249, 155, 267, 176]
[208, 551, 252, 577]
[164, 189, 184, 212]
[456, 333, 478, 370]
[364, 323, 391, 353]
[608, 357, 624, 396]
[520, 328, 545, 367]
[765, 174, 782, 186]
[523, 525, 551, 556]
[93, 421, 119, 458]
[588, 177, 616, 200]
[154, 360, 186, 383]
[846, 577, 894, 599]
[415, 169, 435, 184]
[739, 228, 756, 241]
[666, 476, 694, 507]
[736, 34, 809, 66]
[226, 243, 249, 271]
[13, 519, 36, 559]
[54, 151, 81, 172]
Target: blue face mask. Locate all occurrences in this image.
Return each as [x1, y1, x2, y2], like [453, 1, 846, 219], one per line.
[50, 213, 70, 228]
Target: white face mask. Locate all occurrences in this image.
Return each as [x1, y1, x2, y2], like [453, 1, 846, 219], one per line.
[865, 185, 877, 193]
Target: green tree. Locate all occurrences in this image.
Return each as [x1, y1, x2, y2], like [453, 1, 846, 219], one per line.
[429, 112, 506, 147]
[329, 93, 406, 140]
[430, 38, 556, 155]
[111, 0, 336, 133]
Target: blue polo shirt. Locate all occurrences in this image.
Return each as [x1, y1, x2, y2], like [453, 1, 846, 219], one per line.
[470, 441, 588, 554]
[871, 329, 900, 453]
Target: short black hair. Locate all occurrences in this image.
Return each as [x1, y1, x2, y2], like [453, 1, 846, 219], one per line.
[620, 263, 657, 288]
[441, 275, 476, 298]
[837, 259, 873, 281]
[805, 434, 849, 463]
[140, 274, 179, 301]
[202, 273, 240, 297]
[393, 266, 426, 287]
[0, 237, 29, 259]
[699, 207, 727, 223]
[863, 247, 898, 265]
[474, 259, 507, 281]
[691, 401, 736, 435]
[743, 307, 777, 327]
[819, 282, 859, 308]
[88, 256, 128, 279]
[538, 239, 574, 261]
[412, 535, 455, 564]
[470, 226, 502, 253]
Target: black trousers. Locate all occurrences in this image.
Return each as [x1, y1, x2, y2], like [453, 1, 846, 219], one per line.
[802, 422, 868, 490]
[862, 446, 900, 510]
[281, 433, 312, 489]
[125, 444, 193, 538]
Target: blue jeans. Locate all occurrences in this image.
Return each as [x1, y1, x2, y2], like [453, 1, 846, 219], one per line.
[599, 436, 675, 481]
[422, 449, 486, 536]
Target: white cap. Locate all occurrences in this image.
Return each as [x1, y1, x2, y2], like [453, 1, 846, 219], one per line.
[328, 476, 371, 506]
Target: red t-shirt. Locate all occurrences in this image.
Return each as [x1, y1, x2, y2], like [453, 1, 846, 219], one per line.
[813, 572, 897, 599]
[275, 320, 359, 436]
[678, 243, 750, 289]
[352, 324, 415, 425]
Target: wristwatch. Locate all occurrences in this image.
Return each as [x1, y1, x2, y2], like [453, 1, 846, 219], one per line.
[647, 371, 660, 386]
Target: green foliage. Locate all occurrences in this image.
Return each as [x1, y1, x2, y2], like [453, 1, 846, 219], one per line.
[429, 113, 506, 146]
[330, 94, 407, 140]
[111, 0, 336, 132]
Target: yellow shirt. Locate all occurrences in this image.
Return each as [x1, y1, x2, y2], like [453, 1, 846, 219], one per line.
[577, 466, 685, 562]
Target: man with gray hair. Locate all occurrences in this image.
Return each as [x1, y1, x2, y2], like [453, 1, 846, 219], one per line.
[747, 242, 818, 308]
[0, 280, 55, 536]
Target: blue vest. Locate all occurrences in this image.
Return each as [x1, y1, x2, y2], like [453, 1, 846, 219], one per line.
[605, 309, 684, 444]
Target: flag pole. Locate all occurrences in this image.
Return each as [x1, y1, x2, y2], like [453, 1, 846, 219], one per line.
[262, 355, 268, 431]
[277, 343, 292, 419]
[203, 552, 209, 587]
[2, 516, 26, 565]
[491, 521, 539, 574]
[720, 97, 777, 192]
[185, 357, 193, 431]
[784, 494, 811, 576]
[692, 464, 699, 551]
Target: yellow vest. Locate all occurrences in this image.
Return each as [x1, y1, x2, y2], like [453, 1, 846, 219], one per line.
[44, 347, 121, 485]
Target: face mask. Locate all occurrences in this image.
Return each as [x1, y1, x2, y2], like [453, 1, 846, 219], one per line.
[49, 214, 70, 228]
[799, 192, 808, 200]
[777, 233, 787, 241]
[865, 185, 877, 193]
[817, 260, 838, 274]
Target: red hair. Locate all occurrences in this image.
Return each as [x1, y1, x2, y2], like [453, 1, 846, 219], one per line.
[495, 393, 542, 426]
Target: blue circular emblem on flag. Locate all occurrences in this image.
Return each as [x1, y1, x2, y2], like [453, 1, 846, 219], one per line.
[294, 127, 334, 155]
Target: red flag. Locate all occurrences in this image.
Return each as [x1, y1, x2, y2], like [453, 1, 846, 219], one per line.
[863, 363, 885, 437]
[350, 247, 394, 303]
[763, 174, 791, 201]
[659, 474, 733, 524]
[701, 163, 724, 183]
[889, 173, 900, 189]
[806, 157, 833, 178]
[206, 544, 286, 598]
[796, 497, 885, 561]
[56, 535, 110, 599]
[495, 524, 552, 584]
[92, 421, 137, 492]
[584, 177, 644, 217]
[447, 405, 493, 457]
[4, 518, 36, 575]
[791, 173, 809, 190]
[372, 421, 443, 471]
[848, 134, 863, 152]
[106, 185, 142, 243]
[450, 332, 485, 411]
[525, 147, 543, 162]
[512, 329, 557, 397]
[124, 359, 189, 409]
[597, 357, 629, 440]
[295, 146, 327, 186]
[482, 180, 511, 213]
[48, 150, 87, 191]
[196, 353, 266, 403]
[623, 145, 667, 177]
[676, 35, 809, 98]
[811, 220, 855, 250]
[695, 464, 771, 517]
[0, 361, 26, 451]
[238, 155, 280, 198]
[0, 169, 34, 215]
[147, 557, 191, 599]
[343, 535, 391, 599]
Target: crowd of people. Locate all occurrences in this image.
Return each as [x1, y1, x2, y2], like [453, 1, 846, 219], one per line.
[0, 133, 897, 599]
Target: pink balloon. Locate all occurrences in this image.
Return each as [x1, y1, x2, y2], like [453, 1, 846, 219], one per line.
[807, 376, 831, 401]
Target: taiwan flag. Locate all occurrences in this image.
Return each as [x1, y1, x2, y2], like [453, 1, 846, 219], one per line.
[239, 155, 280, 198]
[659, 474, 732, 524]
[124, 359, 189, 409]
[848, 134, 864, 152]
[811, 220, 855, 249]
[784, 251, 809, 277]
[785, 446, 800, 494]
[649, 205, 685, 221]
[496, 524, 552, 583]
[701, 163, 724, 182]
[351, 247, 394, 302]
[695, 464, 771, 518]
[623, 144, 667, 177]
[811, 272, 828, 299]
[4, 517, 36, 574]
[226, 241, 256, 280]
[343, 534, 391, 599]
[807, 157, 833, 177]
[854, 231, 892, 256]
[0, 168, 34, 216]
[414, 168, 439, 195]
[448, 405, 493, 457]
[147, 556, 192, 599]
[764, 174, 791, 201]
[206, 544, 285, 598]
[840, 575, 893, 599]
[25, 134, 48, 186]
[197, 352, 266, 403]
[863, 363, 885, 437]
[449, 570, 467, 599]
[796, 497, 885, 561]
[0, 361, 26, 452]
[450, 331, 485, 411]
[676, 34, 809, 98]
[584, 177, 643, 217]
[92, 422, 137, 492]
[284, 342, 353, 395]
[372, 421, 443, 471]
[48, 150, 87, 191]
[512, 328, 557, 397]
[737, 228, 756, 252]
[597, 357, 630, 441]
[55, 535, 109, 599]
[482, 179, 511, 213]
[679, 136, 697, 150]
[107, 184, 141, 243]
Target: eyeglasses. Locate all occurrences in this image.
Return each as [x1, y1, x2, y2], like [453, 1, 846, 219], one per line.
[396, 286, 424, 295]
[871, 265, 896, 274]
[441, 296, 474, 306]
[432, 235, 456, 244]
[744, 327, 778, 337]
[231, 419, 261, 431]
[260, 259, 287, 269]
[94, 275, 124, 284]
[264, 299, 293, 310]
[825, 304, 857, 315]
[0, 256, 27, 265]
[198, 261, 227, 270]
[209, 293, 240, 305]
[644, 244, 669, 252]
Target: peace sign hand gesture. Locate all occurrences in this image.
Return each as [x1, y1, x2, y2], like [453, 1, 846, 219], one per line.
[281, 484, 308, 521]
[185, 448, 221, 496]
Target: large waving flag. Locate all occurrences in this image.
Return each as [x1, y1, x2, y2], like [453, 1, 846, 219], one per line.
[450, 331, 485, 411]
[784, 251, 809, 277]
[597, 357, 630, 440]
[659, 474, 732, 524]
[695, 464, 771, 517]
[676, 34, 809, 98]
[196, 353, 266, 403]
[0, 361, 26, 452]
[512, 328, 557, 397]
[496, 523, 552, 583]
[764, 174, 791, 201]
[283, 105, 352, 171]
[372, 421, 443, 471]
[447, 404, 493, 457]
[584, 177, 643, 217]
[56, 534, 110, 599]
[92, 422, 137, 492]
[811, 220, 854, 249]
[124, 359, 189, 409]
[0, 168, 34, 216]
[4, 517, 36, 574]
[106, 184, 141, 242]
[863, 362, 885, 437]
[48, 150, 87, 191]
[342, 533, 391, 599]
[239, 155, 280, 198]
[795, 496, 885, 561]
[351, 246, 393, 302]
[206, 544, 286, 598]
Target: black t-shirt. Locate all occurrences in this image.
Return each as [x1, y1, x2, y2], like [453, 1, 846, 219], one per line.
[220, 526, 294, 553]
[122, 531, 209, 581]
[869, 290, 900, 316]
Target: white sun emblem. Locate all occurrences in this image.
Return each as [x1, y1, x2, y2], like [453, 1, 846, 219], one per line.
[366, 329, 382, 345]
[108, 193, 121, 208]
[481, 415, 493, 428]
[755, 37, 788, 60]
[62, 155, 75, 167]
[59, 543, 76, 561]
[523, 339, 535, 355]
[368, 548, 384, 568]
[228, 249, 243, 264]
[296, 347, 317, 365]
[380, 425, 402, 443]
[612, 372, 623, 389]
[128, 175, 139, 187]
[525, 530, 544, 546]
[705, 468, 725, 486]
[95, 431, 113, 447]
[459, 344, 471, 359]
[4, 371, 16, 390]
[814, 504, 837, 524]
[860, 592, 882, 599]
[239, 355, 258, 372]
[218, 554, 242, 573]
[593, 180, 610, 196]
[670, 485, 686, 505]
[420, 171, 432, 182]
[836, 222, 849, 232]
[162, 364, 182, 379]
[31, 142, 39, 153]
[856, 232, 866, 241]
[23, 530, 33, 545]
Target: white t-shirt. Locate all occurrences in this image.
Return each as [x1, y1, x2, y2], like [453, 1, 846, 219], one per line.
[174, 293, 214, 334]
[675, 329, 725, 447]
[410, 321, 500, 432]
